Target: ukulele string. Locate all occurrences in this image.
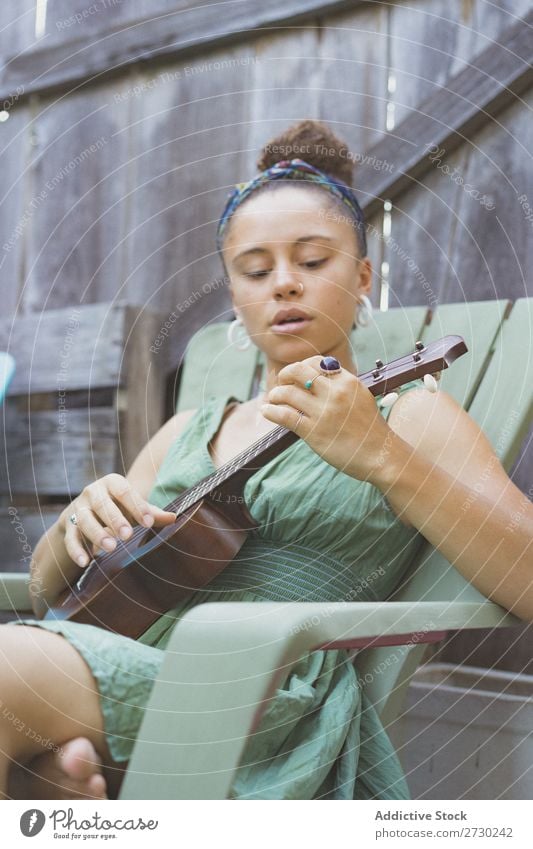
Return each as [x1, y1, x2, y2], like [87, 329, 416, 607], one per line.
[91, 424, 291, 568]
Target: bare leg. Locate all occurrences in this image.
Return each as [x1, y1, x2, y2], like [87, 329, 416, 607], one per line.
[0, 625, 127, 799]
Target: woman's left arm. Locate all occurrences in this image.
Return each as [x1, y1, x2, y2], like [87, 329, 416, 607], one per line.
[262, 358, 533, 623]
[369, 389, 533, 623]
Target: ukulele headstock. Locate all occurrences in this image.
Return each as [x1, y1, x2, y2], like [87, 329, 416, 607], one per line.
[361, 335, 467, 397]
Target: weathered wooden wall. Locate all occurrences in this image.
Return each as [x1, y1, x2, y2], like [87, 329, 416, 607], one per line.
[0, 0, 532, 668]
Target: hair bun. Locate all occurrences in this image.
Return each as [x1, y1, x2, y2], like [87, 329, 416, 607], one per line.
[256, 119, 355, 186]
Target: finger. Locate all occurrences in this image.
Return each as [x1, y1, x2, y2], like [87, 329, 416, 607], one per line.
[276, 360, 321, 386]
[101, 476, 162, 529]
[85, 486, 137, 540]
[64, 522, 99, 568]
[260, 402, 307, 434]
[267, 383, 314, 414]
[70, 504, 119, 554]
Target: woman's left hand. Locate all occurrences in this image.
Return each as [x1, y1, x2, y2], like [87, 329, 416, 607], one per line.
[260, 356, 398, 483]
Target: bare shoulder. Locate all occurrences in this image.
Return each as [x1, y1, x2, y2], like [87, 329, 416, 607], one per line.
[386, 385, 511, 489]
[125, 407, 198, 498]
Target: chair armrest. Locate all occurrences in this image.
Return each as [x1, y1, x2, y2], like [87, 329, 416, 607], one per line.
[120, 598, 518, 800]
[0, 573, 33, 613]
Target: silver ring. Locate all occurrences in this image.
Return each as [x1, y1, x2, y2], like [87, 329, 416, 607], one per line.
[295, 410, 304, 428]
[69, 512, 78, 526]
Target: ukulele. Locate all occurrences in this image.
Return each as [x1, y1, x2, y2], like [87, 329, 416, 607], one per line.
[44, 335, 467, 638]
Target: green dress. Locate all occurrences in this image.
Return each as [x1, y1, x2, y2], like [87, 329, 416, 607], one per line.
[10, 380, 425, 799]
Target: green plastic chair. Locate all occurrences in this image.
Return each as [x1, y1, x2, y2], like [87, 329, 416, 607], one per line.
[0, 299, 530, 799]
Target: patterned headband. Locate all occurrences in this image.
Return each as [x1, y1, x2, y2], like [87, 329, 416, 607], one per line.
[216, 157, 368, 257]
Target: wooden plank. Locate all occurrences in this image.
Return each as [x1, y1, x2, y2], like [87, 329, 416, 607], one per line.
[354, 9, 533, 220]
[0, 105, 31, 319]
[22, 79, 133, 311]
[0, 302, 126, 394]
[43, 0, 171, 37]
[123, 43, 253, 317]
[389, 0, 533, 126]
[316, 4, 389, 155]
[244, 28, 321, 175]
[0, 0, 36, 58]
[444, 90, 533, 304]
[0, 1, 367, 103]
[244, 3, 389, 178]
[0, 407, 117, 495]
[118, 306, 168, 471]
[379, 94, 533, 313]
[383, 149, 472, 311]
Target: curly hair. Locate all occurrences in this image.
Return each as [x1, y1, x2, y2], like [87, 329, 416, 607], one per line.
[220, 119, 366, 258]
[256, 119, 355, 186]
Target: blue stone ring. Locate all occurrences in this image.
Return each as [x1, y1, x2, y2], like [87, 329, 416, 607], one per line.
[304, 356, 342, 389]
[320, 356, 342, 373]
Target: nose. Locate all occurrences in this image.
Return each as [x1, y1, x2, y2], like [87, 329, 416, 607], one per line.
[272, 261, 302, 298]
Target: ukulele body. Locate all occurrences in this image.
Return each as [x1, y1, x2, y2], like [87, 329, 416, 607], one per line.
[46, 497, 259, 639]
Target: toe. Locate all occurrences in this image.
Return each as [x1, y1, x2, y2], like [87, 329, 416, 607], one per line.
[61, 737, 102, 781]
[88, 773, 108, 800]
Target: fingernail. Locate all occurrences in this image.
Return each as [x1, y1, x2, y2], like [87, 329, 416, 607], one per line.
[77, 555, 88, 567]
[102, 537, 116, 551]
[143, 514, 154, 527]
[119, 525, 131, 540]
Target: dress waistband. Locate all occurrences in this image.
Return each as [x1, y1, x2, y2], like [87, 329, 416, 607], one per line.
[206, 535, 357, 603]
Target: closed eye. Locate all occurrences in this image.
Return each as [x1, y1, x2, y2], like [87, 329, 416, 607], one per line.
[244, 259, 327, 279]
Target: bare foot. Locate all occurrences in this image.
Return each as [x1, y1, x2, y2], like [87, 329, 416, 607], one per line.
[8, 737, 107, 799]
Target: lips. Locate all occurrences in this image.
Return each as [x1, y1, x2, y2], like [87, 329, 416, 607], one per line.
[270, 309, 313, 336]
[271, 307, 312, 325]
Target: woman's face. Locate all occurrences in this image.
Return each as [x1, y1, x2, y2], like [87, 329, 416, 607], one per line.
[222, 185, 372, 372]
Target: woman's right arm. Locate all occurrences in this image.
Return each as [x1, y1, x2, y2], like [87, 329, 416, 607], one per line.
[29, 407, 197, 619]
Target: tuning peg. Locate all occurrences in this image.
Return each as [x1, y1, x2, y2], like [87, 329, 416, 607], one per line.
[381, 391, 399, 407]
[423, 373, 438, 393]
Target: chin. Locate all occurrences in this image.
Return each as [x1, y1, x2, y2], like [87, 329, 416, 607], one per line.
[269, 341, 320, 363]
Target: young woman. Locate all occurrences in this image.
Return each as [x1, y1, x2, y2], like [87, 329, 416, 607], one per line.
[2, 120, 532, 801]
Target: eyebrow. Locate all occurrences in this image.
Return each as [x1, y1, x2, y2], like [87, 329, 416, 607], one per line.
[232, 235, 336, 263]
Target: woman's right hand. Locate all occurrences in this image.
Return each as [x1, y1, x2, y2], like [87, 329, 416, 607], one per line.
[59, 473, 177, 568]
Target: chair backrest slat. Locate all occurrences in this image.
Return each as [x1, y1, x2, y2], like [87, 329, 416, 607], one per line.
[467, 297, 533, 468]
[176, 324, 260, 411]
[419, 299, 510, 408]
